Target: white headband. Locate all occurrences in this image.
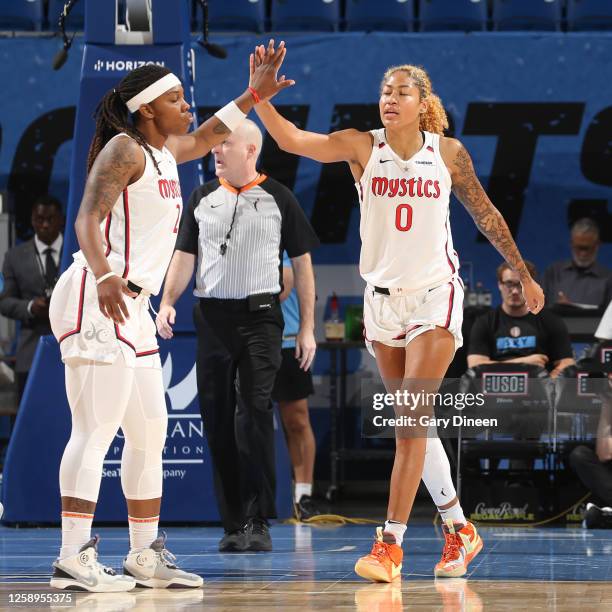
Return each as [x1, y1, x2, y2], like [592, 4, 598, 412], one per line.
[126, 73, 182, 113]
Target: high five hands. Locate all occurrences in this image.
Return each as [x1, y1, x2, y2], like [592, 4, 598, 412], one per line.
[249, 39, 295, 103]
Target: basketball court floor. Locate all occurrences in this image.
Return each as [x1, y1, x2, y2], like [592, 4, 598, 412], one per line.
[1, 522, 611, 610]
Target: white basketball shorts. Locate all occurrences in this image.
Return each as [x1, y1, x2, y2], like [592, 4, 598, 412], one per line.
[363, 276, 464, 356]
[49, 263, 160, 369]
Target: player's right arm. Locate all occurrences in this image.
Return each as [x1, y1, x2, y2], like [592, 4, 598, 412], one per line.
[256, 100, 373, 182]
[76, 136, 143, 324]
[256, 101, 370, 165]
[157, 250, 196, 339]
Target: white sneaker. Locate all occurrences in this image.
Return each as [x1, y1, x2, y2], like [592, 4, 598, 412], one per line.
[123, 532, 203, 589]
[50, 536, 136, 593]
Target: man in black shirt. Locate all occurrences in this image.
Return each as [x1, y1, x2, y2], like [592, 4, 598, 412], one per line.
[468, 261, 575, 377]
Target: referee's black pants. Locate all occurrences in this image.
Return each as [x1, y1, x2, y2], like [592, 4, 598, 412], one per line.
[194, 298, 283, 533]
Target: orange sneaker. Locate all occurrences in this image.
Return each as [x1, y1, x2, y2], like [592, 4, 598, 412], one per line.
[434, 520, 483, 578]
[354, 527, 403, 583]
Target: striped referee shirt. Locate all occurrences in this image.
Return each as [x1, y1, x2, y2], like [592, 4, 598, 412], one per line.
[175, 174, 319, 299]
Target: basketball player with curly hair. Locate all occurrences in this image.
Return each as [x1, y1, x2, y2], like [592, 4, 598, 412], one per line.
[251, 41, 544, 582]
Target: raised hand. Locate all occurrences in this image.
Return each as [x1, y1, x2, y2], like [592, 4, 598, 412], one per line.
[249, 39, 295, 102]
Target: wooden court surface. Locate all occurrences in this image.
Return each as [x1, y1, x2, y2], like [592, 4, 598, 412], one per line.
[1, 580, 611, 610]
[1, 523, 611, 610]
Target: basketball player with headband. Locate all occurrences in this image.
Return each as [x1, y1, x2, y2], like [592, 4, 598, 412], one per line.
[48, 41, 291, 592]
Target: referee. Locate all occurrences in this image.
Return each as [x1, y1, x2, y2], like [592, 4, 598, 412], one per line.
[157, 119, 319, 552]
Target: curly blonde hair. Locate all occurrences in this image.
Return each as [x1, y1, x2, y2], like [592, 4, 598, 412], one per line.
[381, 65, 448, 135]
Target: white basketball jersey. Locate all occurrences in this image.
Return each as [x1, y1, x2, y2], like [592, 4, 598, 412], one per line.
[73, 134, 183, 295]
[356, 129, 459, 292]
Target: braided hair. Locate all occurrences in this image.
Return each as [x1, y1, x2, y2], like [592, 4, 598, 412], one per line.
[87, 64, 172, 176]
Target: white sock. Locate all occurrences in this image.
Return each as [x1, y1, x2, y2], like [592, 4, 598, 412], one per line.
[128, 515, 159, 551]
[439, 501, 466, 527]
[294, 482, 312, 503]
[383, 520, 406, 545]
[59, 511, 93, 559]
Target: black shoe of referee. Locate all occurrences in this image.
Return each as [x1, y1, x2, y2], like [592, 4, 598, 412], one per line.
[219, 526, 248, 552]
[245, 518, 272, 551]
[294, 495, 321, 521]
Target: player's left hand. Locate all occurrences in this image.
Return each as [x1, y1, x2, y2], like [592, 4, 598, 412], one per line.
[295, 327, 316, 371]
[249, 39, 295, 102]
[521, 276, 545, 314]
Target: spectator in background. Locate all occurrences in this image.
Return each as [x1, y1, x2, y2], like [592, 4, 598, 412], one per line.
[273, 252, 320, 521]
[542, 218, 612, 310]
[468, 261, 575, 377]
[0, 195, 63, 401]
[570, 301, 612, 528]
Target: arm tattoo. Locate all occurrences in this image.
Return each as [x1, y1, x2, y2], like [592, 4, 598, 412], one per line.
[83, 138, 140, 222]
[452, 144, 530, 279]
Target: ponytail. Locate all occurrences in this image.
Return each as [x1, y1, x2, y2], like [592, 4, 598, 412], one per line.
[419, 92, 448, 135]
